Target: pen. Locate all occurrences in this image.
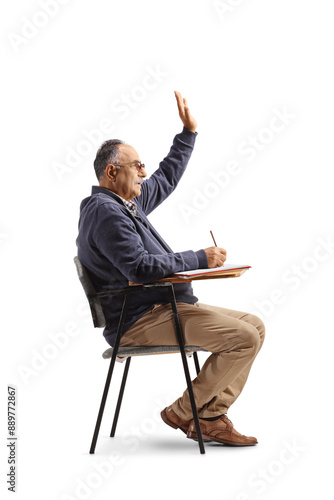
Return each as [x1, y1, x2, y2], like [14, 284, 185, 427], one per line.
[210, 230, 217, 247]
[210, 230, 224, 267]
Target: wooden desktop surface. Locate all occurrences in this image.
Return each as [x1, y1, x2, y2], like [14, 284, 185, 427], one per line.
[129, 268, 249, 286]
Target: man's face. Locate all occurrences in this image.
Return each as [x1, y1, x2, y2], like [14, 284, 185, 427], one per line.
[108, 145, 147, 201]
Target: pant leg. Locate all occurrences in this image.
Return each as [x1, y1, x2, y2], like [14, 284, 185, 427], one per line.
[119, 301, 265, 420]
[173, 302, 265, 417]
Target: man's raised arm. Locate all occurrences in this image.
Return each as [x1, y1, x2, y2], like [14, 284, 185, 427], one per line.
[137, 91, 198, 215]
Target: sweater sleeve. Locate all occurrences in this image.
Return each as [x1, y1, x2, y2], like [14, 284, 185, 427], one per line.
[136, 127, 197, 215]
[93, 202, 207, 284]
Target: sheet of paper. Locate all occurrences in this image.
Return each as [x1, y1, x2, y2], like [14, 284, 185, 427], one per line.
[173, 264, 251, 277]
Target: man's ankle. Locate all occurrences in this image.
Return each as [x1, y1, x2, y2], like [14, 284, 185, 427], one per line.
[200, 413, 225, 421]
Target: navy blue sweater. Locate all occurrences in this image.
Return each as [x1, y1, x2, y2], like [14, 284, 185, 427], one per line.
[76, 127, 208, 346]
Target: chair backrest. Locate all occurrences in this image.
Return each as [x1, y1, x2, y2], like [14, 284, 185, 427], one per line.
[73, 256, 106, 328]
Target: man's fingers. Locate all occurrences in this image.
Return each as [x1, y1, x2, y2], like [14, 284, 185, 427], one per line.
[175, 91, 191, 120]
[183, 97, 190, 113]
[175, 91, 197, 132]
[218, 248, 227, 266]
[174, 90, 183, 107]
[183, 100, 190, 117]
[175, 90, 185, 115]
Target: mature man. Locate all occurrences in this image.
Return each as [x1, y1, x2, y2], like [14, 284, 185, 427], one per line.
[76, 91, 265, 446]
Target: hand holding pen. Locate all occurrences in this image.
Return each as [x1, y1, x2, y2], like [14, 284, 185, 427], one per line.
[203, 231, 227, 268]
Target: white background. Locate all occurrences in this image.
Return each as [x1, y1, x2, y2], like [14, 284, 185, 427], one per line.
[1, 0, 334, 499]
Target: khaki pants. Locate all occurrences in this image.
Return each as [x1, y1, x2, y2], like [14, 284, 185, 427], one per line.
[119, 302, 265, 420]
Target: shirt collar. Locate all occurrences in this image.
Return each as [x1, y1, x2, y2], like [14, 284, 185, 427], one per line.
[112, 192, 138, 216]
[91, 186, 138, 216]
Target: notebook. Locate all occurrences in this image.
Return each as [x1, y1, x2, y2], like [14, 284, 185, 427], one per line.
[173, 264, 251, 278]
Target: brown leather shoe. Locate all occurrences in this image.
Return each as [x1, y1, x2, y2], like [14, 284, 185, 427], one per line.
[161, 406, 191, 435]
[187, 414, 258, 446]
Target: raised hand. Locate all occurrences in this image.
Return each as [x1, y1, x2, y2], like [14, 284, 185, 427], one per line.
[174, 90, 197, 133]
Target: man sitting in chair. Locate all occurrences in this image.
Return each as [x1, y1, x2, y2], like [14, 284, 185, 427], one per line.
[76, 91, 265, 446]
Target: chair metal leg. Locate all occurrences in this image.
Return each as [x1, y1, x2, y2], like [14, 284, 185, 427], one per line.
[89, 293, 130, 454]
[168, 286, 205, 454]
[193, 351, 201, 376]
[110, 357, 131, 437]
[89, 355, 117, 454]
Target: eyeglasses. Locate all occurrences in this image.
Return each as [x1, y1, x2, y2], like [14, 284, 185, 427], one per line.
[114, 161, 146, 172]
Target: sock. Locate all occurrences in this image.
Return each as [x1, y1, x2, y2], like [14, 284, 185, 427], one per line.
[200, 414, 225, 421]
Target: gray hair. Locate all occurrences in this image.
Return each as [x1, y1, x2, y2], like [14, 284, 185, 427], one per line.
[93, 139, 125, 180]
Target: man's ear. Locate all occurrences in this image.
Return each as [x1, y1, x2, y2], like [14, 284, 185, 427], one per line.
[106, 164, 117, 180]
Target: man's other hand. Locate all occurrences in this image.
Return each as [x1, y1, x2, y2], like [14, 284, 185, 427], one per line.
[204, 247, 227, 268]
[174, 90, 197, 133]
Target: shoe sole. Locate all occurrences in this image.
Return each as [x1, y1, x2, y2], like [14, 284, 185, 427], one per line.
[160, 408, 188, 435]
[187, 431, 257, 446]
